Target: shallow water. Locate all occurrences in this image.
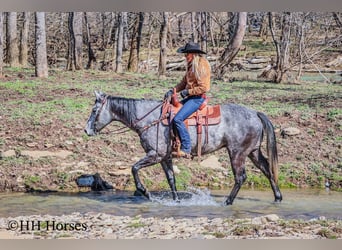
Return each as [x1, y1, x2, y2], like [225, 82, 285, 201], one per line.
[0, 188, 341, 220]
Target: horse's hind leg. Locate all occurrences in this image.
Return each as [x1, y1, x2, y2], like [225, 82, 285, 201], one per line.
[248, 149, 282, 202]
[131, 150, 160, 199]
[161, 156, 179, 201]
[225, 153, 247, 205]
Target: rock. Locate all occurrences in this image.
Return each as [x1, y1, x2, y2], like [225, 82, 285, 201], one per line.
[173, 165, 180, 174]
[26, 142, 38, 148]
[281, 127, 301, 137]
[251, 217, 267, 225]
[75, 173, 113, 191]
[1, 150, 16, 158]
[264, 214, 280, 222]
[20, 150, 72, 159]
[200, 155, 224, 171]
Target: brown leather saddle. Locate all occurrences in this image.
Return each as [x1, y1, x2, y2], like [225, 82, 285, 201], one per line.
[161, 90, 221, 158]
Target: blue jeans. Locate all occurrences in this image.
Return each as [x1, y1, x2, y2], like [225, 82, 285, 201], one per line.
[173, 96, 205, 153]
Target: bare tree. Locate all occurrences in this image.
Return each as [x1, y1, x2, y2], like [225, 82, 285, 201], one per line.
[200, 12, 208, 52]
[84, 12, 96, 69]
[35, 12, 48, 78]
[332, 12, 342, 29]
[191, 12, 198, 43]
[115, 12, 125, 73]
[158, 12, 169, 76]
[6, 12, 20, 67]
[0, 12, 3, 77]
[267, 12, 292, 83]
[214, 12, 247, 79]
[67, 12, 83, 70]
[74, 12, 83, 70]
[127, 12, 144, 72]
[19, 12, 30, 67]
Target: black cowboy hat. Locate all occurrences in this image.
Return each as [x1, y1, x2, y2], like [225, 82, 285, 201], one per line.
[176, 41, 206, 54]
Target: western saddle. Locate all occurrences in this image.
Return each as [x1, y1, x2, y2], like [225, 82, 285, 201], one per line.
[161, 89, 221, 158]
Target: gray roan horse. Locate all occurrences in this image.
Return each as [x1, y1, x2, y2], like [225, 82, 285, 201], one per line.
[84, 91, 282, 205]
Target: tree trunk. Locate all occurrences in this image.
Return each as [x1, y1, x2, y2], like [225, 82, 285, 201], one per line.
[6, 12, 20, 67]
[332, 12, 342, 29]
[267, 12, 292, 83]
[127, 12, 144, 72]
[67, 12, 83, 70]
[158, 12, 169, 76]
[73, 12, 83, 70]
[35, 12, 48, 78]
[200, 12, 207, 52]
[19, 12, 30, 67]
[67, 12, 76, 71]
[84, 12, 96, 69]
[115, 12, 125, 73]
[258, 13, 268, 41]
[214, 12, 247, 79]
[0, 12, 3, 77]
[191, 12, 198, 43]
[122, 12, 129, 50]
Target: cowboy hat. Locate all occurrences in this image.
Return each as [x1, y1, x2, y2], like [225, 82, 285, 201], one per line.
[176, 41, 206, 54]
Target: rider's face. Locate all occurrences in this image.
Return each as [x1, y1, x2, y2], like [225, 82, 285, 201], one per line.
[185, 53, 194, 63]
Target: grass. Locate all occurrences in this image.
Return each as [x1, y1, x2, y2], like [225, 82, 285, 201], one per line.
[1, 66, 341, 191]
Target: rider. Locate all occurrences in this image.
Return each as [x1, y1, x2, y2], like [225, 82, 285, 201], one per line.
[165, 41, 211, 158]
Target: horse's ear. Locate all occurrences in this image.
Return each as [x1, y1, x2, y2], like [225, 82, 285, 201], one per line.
[94, 91, 103, 100]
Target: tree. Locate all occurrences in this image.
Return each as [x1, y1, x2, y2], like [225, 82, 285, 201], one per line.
[6, 12, 20, 67]
[35, 12, 48, 78]
[213, 12, 247, 79]
[127, 12, 144, 72]
[267, 12, 292, 83]
[84, 12, 96, 69]
[0, 12, 3, 77]
[73, 12, 83, 70]
[19, 12, 30, 67]
[115, 12, 125, 73]
[158, 12, 169, 76]
[67, 12, 83, 71]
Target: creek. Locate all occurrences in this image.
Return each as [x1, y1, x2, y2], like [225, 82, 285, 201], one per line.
[0, 188, 341, 220]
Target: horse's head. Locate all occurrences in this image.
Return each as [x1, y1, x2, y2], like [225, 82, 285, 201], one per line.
[84, 91, 112, 136]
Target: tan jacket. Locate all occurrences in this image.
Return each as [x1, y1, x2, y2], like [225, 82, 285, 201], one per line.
[175, 57, 211, 96]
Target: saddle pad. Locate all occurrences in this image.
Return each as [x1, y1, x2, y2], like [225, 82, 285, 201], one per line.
[162, 103, 221, 126]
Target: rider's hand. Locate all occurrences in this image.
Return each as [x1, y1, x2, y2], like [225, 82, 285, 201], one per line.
[180, 89, 189, 98]
[164, 89, 173, 99]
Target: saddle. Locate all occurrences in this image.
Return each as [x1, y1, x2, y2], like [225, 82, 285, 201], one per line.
[161, 90, 221, 158]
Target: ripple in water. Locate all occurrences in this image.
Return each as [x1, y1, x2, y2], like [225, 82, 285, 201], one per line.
[150, 187, 221, 207]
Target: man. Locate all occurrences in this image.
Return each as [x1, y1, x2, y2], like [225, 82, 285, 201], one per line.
[165, 41, 211, 158]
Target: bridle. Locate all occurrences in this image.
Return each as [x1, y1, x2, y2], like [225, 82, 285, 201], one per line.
[93, 95, 108, 134]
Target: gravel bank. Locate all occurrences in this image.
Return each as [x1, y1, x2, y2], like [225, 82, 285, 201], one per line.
[0, 213, 341, 239]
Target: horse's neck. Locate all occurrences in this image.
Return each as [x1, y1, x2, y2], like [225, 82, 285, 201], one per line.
[108, 97, 160, 130]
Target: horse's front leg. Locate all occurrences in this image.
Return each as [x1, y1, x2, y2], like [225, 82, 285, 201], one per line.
[131, 151, 160, 199]
[161, 156, 179, 202]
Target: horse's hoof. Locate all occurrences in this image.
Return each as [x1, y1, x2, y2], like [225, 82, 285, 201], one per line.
[224, 198, 233, 206]
[133, 190, 143, 196]
[134, 190, 151, 200]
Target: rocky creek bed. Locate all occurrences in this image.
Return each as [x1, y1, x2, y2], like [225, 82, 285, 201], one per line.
[0, 213, 341, 239]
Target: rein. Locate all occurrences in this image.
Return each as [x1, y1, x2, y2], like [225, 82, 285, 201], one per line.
[111, 99, 168, 135]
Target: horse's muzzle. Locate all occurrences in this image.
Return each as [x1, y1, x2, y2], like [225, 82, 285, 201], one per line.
[84, 128, 96, 136]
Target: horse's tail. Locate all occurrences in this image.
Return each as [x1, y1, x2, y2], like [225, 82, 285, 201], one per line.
[257, 112, 279, 184]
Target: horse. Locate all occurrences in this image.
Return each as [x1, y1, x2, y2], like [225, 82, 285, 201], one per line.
[84, 91, 283, 205]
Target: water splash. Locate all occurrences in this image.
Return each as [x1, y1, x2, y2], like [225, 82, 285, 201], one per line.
[150, 187, 220, 207]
